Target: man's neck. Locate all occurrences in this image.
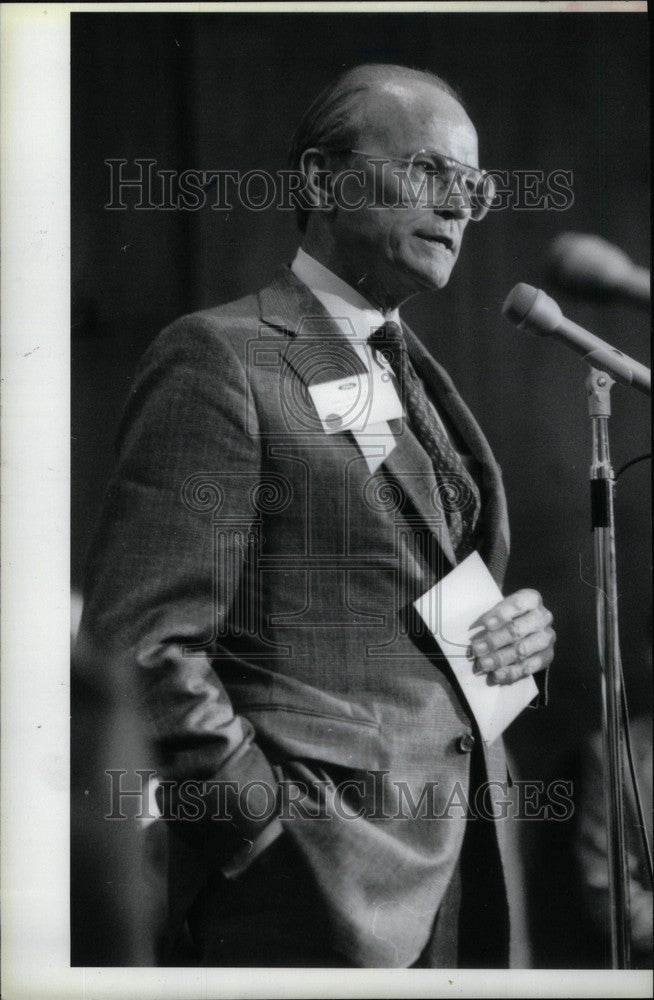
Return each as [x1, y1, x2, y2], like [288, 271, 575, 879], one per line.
[292, 248, 401, 333]
[299, 237, 411, 316]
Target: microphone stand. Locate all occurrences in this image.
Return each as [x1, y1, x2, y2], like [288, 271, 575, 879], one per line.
[586, 365, 631, 969]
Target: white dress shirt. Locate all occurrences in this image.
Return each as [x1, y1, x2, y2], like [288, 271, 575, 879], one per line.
[291, 247, 400, 373]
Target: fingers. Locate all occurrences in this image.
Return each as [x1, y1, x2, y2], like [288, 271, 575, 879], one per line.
[486, 635, 556, 685]
[471, 607, 553, 657]
[473, 625, 556, 673]
[470, 588, 541, 632]
[469, 588, 556, 685]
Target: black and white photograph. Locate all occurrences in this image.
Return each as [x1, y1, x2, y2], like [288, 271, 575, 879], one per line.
[1, 2, 651, 997]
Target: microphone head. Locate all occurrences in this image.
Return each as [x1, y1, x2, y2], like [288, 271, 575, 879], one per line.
[546, 231, 634, 297]
[502, 283, 563, 336]
[502, 282, 539, 326]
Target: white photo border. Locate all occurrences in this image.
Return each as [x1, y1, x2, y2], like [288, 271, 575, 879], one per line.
[1, 3, 650, 998]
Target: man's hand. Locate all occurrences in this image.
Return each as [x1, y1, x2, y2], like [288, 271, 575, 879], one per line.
[468, 589, 555, 685]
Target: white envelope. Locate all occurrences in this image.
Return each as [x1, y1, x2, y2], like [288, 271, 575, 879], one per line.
[414, 551, 538, 745]
[308, 368, 403, 435]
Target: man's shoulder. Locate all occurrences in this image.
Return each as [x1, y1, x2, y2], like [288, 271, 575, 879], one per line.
[155, 289, 266, 353]
[187, 285, 264, 329]
[144, 274, 295, 370]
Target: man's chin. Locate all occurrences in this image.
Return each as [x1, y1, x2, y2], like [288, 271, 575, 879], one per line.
[373, 254, 454, 305]
[406, 260, 454, 293]
[406, 245, 458, 288]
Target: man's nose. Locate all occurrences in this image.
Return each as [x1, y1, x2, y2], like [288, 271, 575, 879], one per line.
[433, 190, 472, 221]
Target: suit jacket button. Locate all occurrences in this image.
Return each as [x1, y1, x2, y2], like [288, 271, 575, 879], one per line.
[456, 733, 476, 754]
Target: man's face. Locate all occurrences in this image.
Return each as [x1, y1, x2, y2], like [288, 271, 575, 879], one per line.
[330, 81, 480, 308]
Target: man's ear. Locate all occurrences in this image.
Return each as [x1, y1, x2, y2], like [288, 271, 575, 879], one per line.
[298, 148, 336, 213]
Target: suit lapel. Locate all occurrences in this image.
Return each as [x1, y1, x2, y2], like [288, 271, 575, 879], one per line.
[258, 267, 369, 387]
[403, 323, 511, 586]
[257, 265, 320, 336]
[382, 441, 457, 568]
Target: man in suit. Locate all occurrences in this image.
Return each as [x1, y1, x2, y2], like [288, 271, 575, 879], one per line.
[77, 63, 556, 968]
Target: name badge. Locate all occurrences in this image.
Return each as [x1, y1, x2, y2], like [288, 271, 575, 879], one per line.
[308, 368, 403, 435]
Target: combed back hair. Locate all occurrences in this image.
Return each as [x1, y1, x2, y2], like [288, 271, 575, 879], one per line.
[288, 63, 465, 233]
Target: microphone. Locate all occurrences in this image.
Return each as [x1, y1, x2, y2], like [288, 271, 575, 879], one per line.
[546, 232, 650, 308]
[502, 283, 651, 396]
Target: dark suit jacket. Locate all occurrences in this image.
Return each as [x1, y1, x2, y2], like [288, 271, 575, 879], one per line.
[78, 265, 514, 967]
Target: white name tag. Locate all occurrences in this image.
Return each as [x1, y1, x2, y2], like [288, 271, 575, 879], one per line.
[414, 552, 538, 745]
[308, 368, 403, 435]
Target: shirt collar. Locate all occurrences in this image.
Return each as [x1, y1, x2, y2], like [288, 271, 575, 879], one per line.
[291, 247, 401, 343]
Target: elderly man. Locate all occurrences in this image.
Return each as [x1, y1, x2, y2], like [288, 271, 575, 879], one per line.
[78, 63, 555, 968]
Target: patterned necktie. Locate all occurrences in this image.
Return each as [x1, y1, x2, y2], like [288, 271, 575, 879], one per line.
[369, 321, 481, 561]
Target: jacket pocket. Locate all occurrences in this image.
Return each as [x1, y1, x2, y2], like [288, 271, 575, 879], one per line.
[241, 703, 385, 771]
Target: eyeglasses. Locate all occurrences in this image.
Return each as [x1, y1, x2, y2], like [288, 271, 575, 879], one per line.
[343, 148, 495, 221]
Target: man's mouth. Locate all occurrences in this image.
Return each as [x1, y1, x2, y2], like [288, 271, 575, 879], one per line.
[416, 233, 455, 253]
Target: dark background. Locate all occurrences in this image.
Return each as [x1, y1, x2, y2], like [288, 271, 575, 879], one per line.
[72, 11, 650, 967]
